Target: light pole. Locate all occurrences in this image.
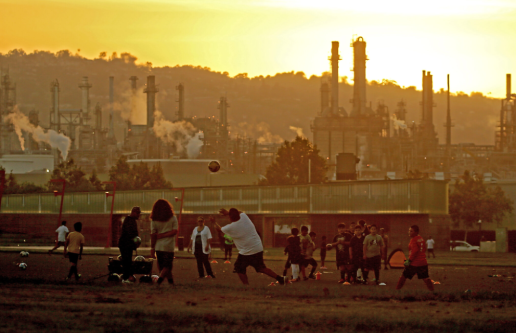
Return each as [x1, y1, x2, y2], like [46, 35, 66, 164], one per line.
[50, 179, 66, 228]
[103, 181, 116, 248]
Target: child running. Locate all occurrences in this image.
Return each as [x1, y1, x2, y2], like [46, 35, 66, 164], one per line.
[320, 236, 327, 269]
[303, 231, 318, 279]
[284, 228, 302, 282]
[362, 224, 384, 285]
[63, 222, 84, 281]
[330, 223, 353, 284]
[350, 225, 365, 284]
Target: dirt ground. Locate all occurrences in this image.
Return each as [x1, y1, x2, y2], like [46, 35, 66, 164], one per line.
[1, 252, 516, 332]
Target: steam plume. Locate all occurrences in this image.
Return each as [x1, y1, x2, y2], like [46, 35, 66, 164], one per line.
[153, 110, 202, 158]
[233, 121, 283, 144]
[391, 114, 407, 130]
[289, 126, 305, 138]
[4, 107, 71, 159]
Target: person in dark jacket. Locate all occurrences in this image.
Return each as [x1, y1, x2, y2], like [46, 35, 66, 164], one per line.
[118, 206, 141, 283]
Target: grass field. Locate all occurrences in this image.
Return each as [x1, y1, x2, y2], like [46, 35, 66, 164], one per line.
[1, 250, 516, 332]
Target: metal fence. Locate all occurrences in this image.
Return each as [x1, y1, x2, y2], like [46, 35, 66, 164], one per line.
[0, 180, 448, 215]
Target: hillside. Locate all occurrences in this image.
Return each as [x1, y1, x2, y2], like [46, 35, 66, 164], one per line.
[0, 49, 501, 146]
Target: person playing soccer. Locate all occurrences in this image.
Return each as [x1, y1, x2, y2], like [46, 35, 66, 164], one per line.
[426, 235, 436, 258]
[320, 235, 327, 269]
[299, 226, 311, 280]
[49, 221, 69, 254]
[118, 206, 140, 283]
[212, 208, 287, 285]
[396, 225, 434, 291]
[224, 233, 234, 263]
[303, 231, 318, 279]
[350, 225, 365, 284]
[63, 222, 84, 281]
[284, 228, 302, 281]
[151, 199, 179, 285]
[362, 224, 384, 285]
[330, 223, 353, 284]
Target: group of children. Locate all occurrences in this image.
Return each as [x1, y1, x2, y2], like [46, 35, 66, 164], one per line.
[284, 220, 386, 285]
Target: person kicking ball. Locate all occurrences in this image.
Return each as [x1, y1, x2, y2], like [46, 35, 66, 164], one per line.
[212, 208, 287, 286]
[396, 225, 434, 291]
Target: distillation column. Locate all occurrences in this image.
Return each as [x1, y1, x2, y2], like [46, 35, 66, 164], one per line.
[144, 75, 158, 129]
[330, 41, 340, 116]
[128, 76, 138, 133]
[78, 77, 92, 126]
[176, 83, 185, 121]
[108, 76, 116, 140]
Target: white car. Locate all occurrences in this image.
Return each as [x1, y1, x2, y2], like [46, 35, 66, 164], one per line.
[450, 240, 480, 252]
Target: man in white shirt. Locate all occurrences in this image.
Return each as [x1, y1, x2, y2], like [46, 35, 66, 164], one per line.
[212, 208, 287, 285]
[426, 236, 436, 258]
[49, 221, 69, 254]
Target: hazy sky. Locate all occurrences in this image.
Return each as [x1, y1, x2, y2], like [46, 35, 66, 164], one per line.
[2, 0, 516, 97]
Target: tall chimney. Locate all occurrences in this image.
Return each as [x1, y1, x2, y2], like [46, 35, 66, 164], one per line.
[320, 82, 330, 114]
[330, 41, 340, 116]
[108, 76, 115, 139]
[446, 74, 452, 147]
[176, 83, 185, 121]
[144, 75, 158, 129]
[128, 76, 138, 132]
[351, 37, 367, 116]
[78, 77, 92, 126]
[507, 74, 512, 99]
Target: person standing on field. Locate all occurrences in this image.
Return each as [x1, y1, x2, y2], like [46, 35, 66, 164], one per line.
[212, 208, 287, 285]
[187, 216, 215, 279]
[118, 206, 140, 283]
[64, 222, 84, 281]
[396, 225, 434, 291]
[49, 221, 69, 254]
[362, 225, 384, 285]
[426, 236, 436, 258]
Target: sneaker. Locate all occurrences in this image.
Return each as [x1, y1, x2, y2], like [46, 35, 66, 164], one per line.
[277, 276, 289, 286]
[205, 275, 213, 279]
[337, 279, 345, 284]
[343, 282, 351, 285]
[291, 278, 300, 282]
[122, 279, 134, 284]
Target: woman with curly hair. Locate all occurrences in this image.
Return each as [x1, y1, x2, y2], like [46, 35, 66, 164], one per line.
[150, 199, 178, 286]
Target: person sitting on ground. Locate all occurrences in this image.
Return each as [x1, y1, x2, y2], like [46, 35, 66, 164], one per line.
[211, 208, 287, 285]
[49, 221, 69, 254]
[64, 222, 84, 281]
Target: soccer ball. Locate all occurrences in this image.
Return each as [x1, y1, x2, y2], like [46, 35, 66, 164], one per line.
[326, 244, 333, 250]
[20, 251, 29, 257]
[208, 160, 221, 173]
[151, 275, 160, 283]
[19, 263, 27, 270]
[133, 236, 142, 248]
[134, 255, 145, 262]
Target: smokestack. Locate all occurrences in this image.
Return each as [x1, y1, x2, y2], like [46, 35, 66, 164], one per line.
[218, 96, 229, 138]
[320, 82, 330, 114]
[351, 37, 367, 116]
[78, 77, 92, 126]
[128, 76, 138, 132]
[50, 80, 60, 131]
[144, 75, 158, 129]
[330, 41, 340, 115]
[446, 74, 451, 147]
[507, 74, 512, 99]
[176, 83, 185, 121]
[108, 76, 115, 139]
[422, 70, 434, 126]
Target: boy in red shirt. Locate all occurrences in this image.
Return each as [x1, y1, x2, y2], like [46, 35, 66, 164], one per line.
[396, 225, 434, 291]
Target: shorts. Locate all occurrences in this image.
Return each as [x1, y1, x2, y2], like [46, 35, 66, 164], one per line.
[56, 241, 65, 246]
[364, 255, 381, 270]
[302, 258, 317, 267]
[156, 251, 174, 270]
[68, 252, 79, 264]
[320, 251, 326, 261]
[352, 258, 364, 271]
[427, 249, 434, 253]
[284, 258, 291, 269]
[234, 251, 267, 275]
[225, 244, 233, 251]
[336, 255, 350, 268]
[403, 265, 429, 280]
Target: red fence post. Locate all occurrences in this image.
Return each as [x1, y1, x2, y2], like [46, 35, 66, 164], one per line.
[50, 179, 66, 228]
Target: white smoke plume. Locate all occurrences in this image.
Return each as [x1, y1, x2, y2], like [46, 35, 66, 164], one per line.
[111, 89, 147, 124]
[289, 126, 305, 138]
[153, 110, 202, 158]
[186, 132, 204, 159]
[232, 121, 283, 144]
[391, 114, 407, 131]
[4, 107, 71, 159]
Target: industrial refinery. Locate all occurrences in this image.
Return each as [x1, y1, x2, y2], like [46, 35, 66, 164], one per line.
[2, 37, 516, 184]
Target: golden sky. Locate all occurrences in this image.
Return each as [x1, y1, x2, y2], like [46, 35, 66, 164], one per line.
[2, 0, 516, 97]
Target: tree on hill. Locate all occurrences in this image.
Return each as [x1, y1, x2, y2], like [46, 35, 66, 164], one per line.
[0, 166, 46, 194]
[449, 171, 513, 234]
[261, 136, 327, 185]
